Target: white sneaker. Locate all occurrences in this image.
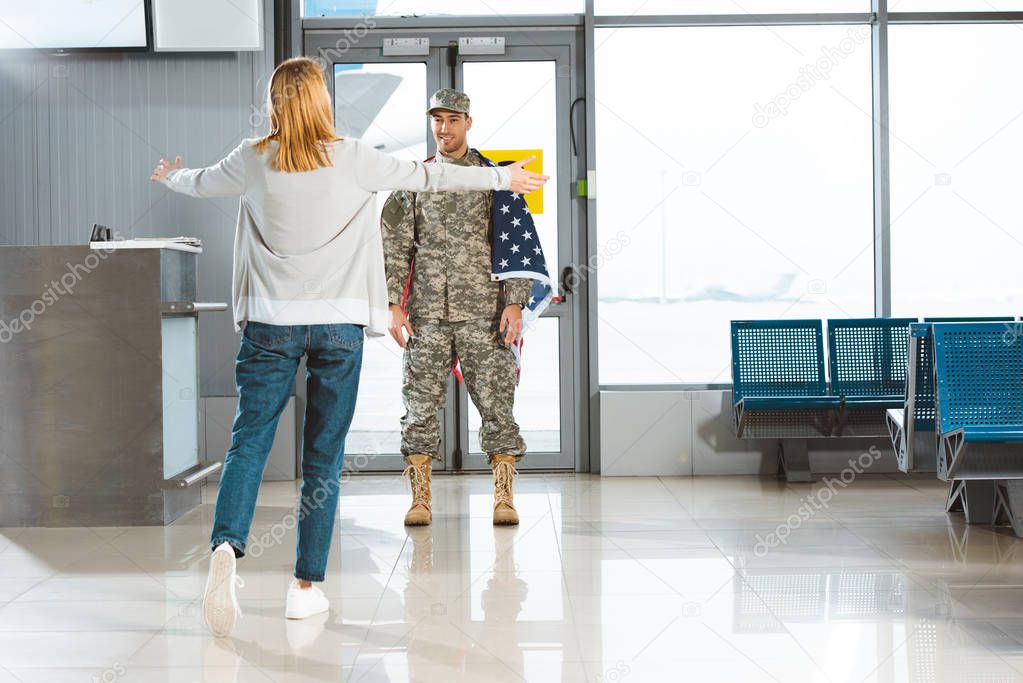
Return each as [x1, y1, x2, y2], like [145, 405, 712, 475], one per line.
[202, 542, 244, 637]
[285, 579, 330, 619]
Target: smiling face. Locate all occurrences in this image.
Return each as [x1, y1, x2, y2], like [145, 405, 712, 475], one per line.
[431, 110, 472, 158]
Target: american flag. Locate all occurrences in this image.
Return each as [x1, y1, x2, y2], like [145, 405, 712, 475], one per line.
[403, 151, 554, 384]
[477, 150, 554, 373]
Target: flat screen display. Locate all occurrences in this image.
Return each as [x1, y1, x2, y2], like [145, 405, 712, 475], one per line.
[0, 0, 148, 51]
[153, 0, 262, 52]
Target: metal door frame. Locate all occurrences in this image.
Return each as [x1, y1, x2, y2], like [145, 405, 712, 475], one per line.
[303, 25, 588, 473]
[452, 41, 578, 472]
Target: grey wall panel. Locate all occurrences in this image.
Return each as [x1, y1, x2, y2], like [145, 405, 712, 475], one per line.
[600, 391, 693, 477]
[0, 0, 275, 397]
[0, 61, 39, 247]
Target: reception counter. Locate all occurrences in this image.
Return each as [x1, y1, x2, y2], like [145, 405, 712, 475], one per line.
[0, 244, 224, 526]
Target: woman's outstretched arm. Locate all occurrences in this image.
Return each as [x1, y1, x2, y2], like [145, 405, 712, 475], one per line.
[151, 142, 248, 197]
[352, 140, 547, 195]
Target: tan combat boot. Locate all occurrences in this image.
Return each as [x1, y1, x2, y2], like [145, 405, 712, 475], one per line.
[403, 454, 433, 526]
[491, 454, 519, 526]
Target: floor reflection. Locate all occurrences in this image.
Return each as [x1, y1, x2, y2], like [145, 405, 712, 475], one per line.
[4, 475, 1023, 682]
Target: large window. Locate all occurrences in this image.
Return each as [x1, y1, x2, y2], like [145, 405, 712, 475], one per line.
[596, 0, 866, 12]
[304, 0, 582, 16]
[889, 24, 1023, 317]
[595, 25, 874, 384]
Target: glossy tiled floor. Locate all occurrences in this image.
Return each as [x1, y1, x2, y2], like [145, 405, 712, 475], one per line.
[3, 473, 1023, 682]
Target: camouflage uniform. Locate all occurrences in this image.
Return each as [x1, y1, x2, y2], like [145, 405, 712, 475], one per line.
[381, 93, 531, 463]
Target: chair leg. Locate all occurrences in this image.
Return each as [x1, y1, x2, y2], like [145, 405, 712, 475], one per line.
[778, 440, 813, 483]
[945, 480, 965, 514]
[958, 480, 996, 526]
[993, 480, 1023, 538]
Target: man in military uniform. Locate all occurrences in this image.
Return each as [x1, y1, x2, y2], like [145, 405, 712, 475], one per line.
[381, 88, 535, 527]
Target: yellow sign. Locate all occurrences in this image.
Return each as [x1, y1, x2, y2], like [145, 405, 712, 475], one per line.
[479, 149, 544, 215]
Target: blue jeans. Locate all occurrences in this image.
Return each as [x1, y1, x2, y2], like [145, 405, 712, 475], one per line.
[210, 321, 364, 582]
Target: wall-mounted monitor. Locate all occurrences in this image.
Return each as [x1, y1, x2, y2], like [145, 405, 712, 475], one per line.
[0, 0, 149, 52]
[153, 0, 263, 52]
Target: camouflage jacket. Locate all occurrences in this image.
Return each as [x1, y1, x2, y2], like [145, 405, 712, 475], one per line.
[380, 149, 533, 321]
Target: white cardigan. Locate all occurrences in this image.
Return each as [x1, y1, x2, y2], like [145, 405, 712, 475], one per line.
[160, 138, 511, 337]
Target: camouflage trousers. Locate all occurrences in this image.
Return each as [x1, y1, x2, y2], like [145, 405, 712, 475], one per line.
[401, 317, 525, 463]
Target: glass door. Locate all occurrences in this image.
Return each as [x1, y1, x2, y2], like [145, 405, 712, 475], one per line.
[306, 30, 581, 472]
[454, 44, 577, 471]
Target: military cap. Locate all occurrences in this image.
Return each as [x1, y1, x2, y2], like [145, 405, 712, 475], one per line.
[427, 88, 470, 116]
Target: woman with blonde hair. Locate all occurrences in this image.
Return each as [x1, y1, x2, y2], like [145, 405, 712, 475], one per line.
[151, 57, 547, 637]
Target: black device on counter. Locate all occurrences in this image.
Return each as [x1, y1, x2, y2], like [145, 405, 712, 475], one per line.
[90, 224, 112, 242]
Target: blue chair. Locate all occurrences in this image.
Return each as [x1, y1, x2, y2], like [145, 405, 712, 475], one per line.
[886, 317, 1013, 474]
[932, 321, 1023, 534]
[827, 318, 916, 408]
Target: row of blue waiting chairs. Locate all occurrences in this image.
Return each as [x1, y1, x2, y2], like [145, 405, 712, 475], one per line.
[731, 318, 1023, 534]
[732, 318, 916, 442]
[731, 317, 919, 481]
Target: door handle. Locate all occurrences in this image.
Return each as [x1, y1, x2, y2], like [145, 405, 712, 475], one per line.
[161, 302, 229, 315]
[560, 266, 576, 297]
[164, 461, 223, 489]
[192, 303, 229, 313]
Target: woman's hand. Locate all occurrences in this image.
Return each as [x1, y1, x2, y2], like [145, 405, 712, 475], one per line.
[150, 156, 183, 183]
[507, 156, 549, 195]
[388, 303, 414, 348]
[500, 304, 524, 346]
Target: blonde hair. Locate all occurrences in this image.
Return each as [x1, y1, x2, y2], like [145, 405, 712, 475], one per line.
[255, 57, 340, 173]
